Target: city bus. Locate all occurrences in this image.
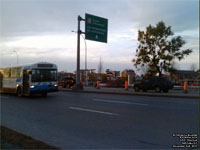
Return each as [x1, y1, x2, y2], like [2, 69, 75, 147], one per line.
[0, 62, 58, 97]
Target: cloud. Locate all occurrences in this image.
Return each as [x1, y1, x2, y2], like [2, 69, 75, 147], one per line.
[0, 0, 199, 72]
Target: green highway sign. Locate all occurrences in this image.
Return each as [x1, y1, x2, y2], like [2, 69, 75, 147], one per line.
[85, 13, 108, 43]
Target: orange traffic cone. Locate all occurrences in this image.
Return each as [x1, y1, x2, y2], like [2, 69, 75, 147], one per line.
[97, 80, 100, 89]
[183, 81, 188, 93]
[125, 81, 128, 90]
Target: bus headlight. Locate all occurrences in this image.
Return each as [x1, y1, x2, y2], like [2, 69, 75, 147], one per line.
[30, 85, 35, 88]
[54, 84, 58, 87]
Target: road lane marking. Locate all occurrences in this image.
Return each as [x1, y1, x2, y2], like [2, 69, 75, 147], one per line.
[92, 99, 149, 106]
[92, 99, 194, 111]
[69, 107, 119, 116]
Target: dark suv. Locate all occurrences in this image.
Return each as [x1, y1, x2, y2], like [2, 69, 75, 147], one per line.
[134, 77, 173, 93]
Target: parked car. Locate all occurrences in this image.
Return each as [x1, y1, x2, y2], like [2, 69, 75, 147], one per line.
[58, 77, 76, 88]
[133, 77, 173, 93]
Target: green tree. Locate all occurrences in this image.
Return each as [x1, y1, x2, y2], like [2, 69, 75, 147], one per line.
[132, 21, 192, 77]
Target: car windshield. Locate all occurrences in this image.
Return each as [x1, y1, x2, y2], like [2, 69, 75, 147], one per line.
[31, 69, 57, 82]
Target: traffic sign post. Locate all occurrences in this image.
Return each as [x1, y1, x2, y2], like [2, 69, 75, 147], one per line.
[74, 13, 108, 90]
[74, 15, 84, 90]
[85, 13, 108, 43]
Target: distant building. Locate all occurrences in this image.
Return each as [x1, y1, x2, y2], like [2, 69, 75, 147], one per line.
[174, 70, 197, 80]
[121, 69, 135, 77]
[171, 70, 199, 84]
[58, 71, 74, 80]
[74, 69, 96, 82]
[105, 69, 120, 80]
[197, 70, 200, 79]
[121, 69, 136, 85]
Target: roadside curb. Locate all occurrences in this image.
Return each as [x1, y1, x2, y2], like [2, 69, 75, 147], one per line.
[60, 89, 200, 99]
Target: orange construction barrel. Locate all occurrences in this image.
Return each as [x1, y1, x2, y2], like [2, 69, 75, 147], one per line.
[184, 81, 188, 93]
[125, 81, 128, 90]
[97, 80, 100, 89]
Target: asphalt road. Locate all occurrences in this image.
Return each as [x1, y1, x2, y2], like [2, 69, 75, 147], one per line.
[0, 91, 199, 149]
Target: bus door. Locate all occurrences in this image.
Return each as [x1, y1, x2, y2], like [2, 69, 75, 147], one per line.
[23, 70, 29, 94]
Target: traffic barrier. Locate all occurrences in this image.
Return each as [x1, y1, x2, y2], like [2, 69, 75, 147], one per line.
[97, 81, 100, 89]
[125, 81, 128, 90]
[183, 81, 188, 93]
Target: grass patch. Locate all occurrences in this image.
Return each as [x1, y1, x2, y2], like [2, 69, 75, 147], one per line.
[0, 125, 60, 149]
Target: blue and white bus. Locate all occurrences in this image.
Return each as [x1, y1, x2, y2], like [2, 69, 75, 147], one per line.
[0, 62, 58, 96]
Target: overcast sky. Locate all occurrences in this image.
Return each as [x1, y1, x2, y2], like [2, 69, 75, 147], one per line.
[0, 0, 199, 72]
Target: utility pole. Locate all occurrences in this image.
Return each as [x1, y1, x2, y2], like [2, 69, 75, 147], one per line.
[81, 34, 87, 86]
[75, 15, 85, 90]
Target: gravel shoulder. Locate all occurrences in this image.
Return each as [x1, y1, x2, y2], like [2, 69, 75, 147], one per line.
[0, 125, 60, 150]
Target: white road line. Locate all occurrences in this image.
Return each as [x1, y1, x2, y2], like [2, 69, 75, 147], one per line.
[69, 107, 119, 116]
[92, 99, 149, 106]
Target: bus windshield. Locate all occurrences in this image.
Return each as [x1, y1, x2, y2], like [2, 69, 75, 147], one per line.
[31, 69, 57, 82]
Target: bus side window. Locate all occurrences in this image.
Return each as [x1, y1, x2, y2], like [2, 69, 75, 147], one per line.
[11, 68, 15, 78]
[4, 69, 11, 78]
[0, 70, 4, 77]
[11, 67, 22, 78]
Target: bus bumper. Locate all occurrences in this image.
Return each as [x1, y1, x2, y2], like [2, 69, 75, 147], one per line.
[29, 85, 58, 94]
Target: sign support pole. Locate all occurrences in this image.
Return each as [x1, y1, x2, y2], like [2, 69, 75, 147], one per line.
[76, 15, 81, 86]
[75, 15, 85, 90]
[74, 13, 108, 90]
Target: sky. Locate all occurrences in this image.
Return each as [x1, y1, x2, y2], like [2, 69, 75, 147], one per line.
[0, 0, 199, 73]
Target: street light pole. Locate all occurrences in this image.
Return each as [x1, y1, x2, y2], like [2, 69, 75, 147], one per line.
[80, 34, 87, 86]
[13, 50, 19, 65]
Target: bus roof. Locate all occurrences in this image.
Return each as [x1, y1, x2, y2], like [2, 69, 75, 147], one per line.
[0, 62, 57, 70]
